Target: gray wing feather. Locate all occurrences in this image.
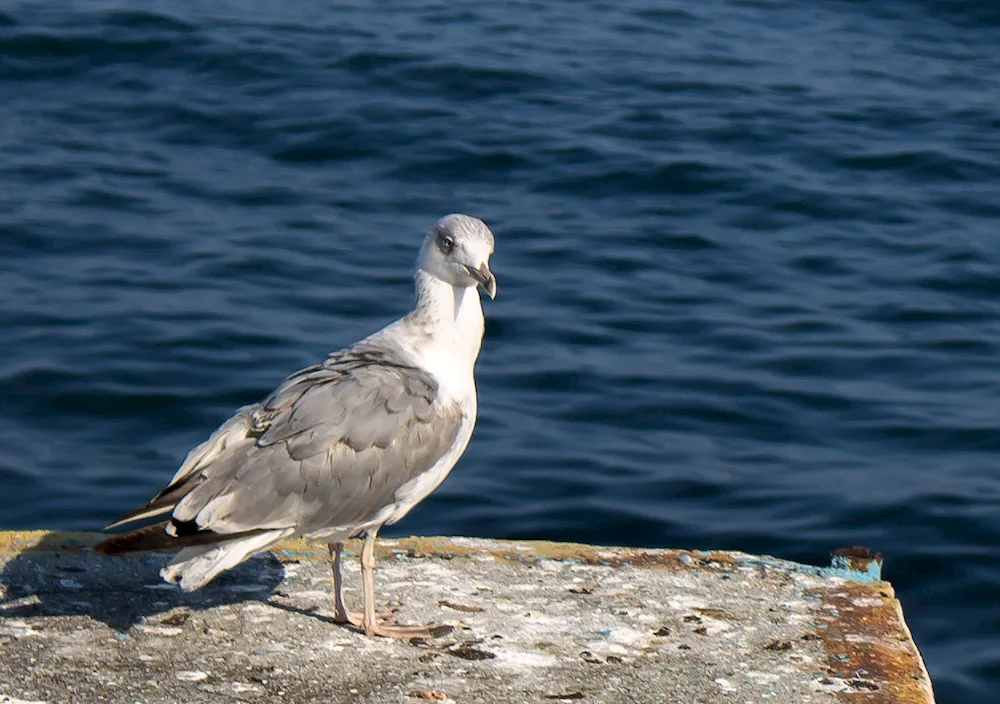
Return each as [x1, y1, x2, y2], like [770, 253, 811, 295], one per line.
[168, 344, 464, 535]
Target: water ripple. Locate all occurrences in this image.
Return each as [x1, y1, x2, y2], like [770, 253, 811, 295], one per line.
[0, 1, 998, 701]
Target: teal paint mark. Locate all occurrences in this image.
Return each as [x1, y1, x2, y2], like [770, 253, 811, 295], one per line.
[732, 553, 883, 584]
[826, 554, 883, 582]
[278, 549, 326, 559]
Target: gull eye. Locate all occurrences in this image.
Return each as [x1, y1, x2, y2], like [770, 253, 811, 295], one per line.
[438, 233, 455, 255]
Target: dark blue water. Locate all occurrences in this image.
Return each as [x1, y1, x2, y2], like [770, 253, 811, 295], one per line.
[2, 0, 999, 699]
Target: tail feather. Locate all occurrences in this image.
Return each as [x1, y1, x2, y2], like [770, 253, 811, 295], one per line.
[93, 521, 265, 556]
[161, 529, 292, 591]
[95, 523, 292, 592]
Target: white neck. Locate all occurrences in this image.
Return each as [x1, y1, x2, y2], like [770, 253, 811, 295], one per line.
[394, 270, 484, 396]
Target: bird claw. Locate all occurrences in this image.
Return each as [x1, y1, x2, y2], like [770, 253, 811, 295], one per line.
[334, 608, 397, 627]
[334, 608, 451, 639]
[366, 622, 453, 640]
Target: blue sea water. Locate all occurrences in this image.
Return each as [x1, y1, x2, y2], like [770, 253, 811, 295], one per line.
[1, 0, 999, 700]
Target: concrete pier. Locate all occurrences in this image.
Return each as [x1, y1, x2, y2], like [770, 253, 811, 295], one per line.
[0, 531, 933, 703]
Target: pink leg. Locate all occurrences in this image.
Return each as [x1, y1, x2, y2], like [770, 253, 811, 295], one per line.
[358, 530, 445, 639]
[327, 541, 395, 627]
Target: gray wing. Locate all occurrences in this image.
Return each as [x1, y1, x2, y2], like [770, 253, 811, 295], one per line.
[126, 344, 464, 536]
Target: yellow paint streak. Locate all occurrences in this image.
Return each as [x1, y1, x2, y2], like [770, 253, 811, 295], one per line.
[0, 530, 741, 570]
[0, 530, 96, 553]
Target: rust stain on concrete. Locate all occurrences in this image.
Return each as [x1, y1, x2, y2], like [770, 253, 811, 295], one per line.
[807, 581, 934, 703]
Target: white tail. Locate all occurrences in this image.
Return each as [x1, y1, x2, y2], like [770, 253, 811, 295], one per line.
[160, 529, 293, 591]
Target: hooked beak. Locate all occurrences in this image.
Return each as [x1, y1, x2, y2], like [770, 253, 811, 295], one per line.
[467, 262, 497, 299]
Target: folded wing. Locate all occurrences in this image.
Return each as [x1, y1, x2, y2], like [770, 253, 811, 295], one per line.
[101, 344, 464, 546]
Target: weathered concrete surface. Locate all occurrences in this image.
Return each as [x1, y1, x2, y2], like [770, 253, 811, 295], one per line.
[0, 531, 933, 704]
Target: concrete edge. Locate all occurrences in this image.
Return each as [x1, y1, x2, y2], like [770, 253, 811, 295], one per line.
[0, 530, 935, 704]
[0, 530, 880, 582]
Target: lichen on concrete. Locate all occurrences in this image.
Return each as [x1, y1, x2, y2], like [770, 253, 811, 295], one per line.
[0, 532, 933, 703]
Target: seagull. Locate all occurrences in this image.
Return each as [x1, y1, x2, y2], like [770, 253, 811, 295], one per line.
[95, 214, 497, 639]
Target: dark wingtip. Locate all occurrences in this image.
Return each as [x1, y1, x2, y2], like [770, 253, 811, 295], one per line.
[103, 504, 171, 531]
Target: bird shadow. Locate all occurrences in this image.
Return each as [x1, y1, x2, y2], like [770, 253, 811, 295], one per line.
[0, 532, 290, 632]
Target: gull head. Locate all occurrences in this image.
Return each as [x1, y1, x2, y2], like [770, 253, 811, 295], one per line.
[418, 214, 497, 299]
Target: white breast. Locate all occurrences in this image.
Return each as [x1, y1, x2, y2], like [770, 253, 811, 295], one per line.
[374, 281, 485, 526]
